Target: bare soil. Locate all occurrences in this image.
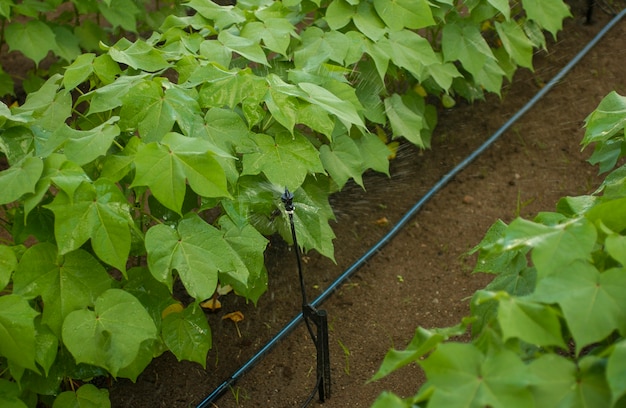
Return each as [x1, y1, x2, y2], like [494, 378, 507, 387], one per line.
[3, 2, 626, 407]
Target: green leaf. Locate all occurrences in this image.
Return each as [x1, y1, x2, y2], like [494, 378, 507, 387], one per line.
[217, 213, 268, 303]
[0, 294, 39, 372]
[0, 156, 44, 205]
[98, 0, 139, 32]
[528, 354, 581, 407]
[5, 20, 55, 64]
[495, 21, 534, 70]
[132, 132, 230, 214]
[355, 131, 390, 175]
[34, 317, 58, 377]
[108, 39, 169, 72]
[605, 233, 626, 267]
[241, 131, 325, 191]
[533, 263, 626, 353]
[185, 0, 245, 30]
[62, 289, 157, 377]
[495, 293, 566, 348]
[161, 302, 211, 367]
[45, 180, 133, 272]
[421, 343, 534, 408]
[0, 245, 17, 291]
[53, 384, 110, 408]
[83, 74, 147, 115]
[319, 133, 364, 189]
[299, 82, 364, 130]
[325, 0, 354, 30]
[608, 340, 626, 405]
[289, 179, 336, 259]
[582, 91, 626, 146]
[240, 18, 295, 55]
[294, 27, 350, 69]
[498, 217, 596, 278]
[372, 0, 435, 31]
[0, 378, 29, 408]
[13, 243, 113, 336]
[371, 320, 470, 381]
[487, 0, 511, 20]
[521, 0, 570, 38]
[442, 22, 496, 78]
[353, 2, 386, 41]
[119, 79, 202, 143]
[122, 267, 176, 330]
[63, 53, 96, 92]
[218, 29, 269, 66]
[384, 94, 428, 148]
[380, 30, 438, 82]
[146, 214, 224, 299]
[43, 118, 120, 165]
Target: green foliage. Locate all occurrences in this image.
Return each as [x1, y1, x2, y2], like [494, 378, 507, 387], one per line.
[0, 0, 185, 96]
[0, 0, 571, 406]
[371, 92, 626, 408]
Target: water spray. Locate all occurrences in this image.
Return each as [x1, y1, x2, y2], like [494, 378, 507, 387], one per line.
[281, 188, 331, 405]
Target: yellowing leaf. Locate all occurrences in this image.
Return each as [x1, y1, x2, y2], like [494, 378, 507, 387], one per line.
[222, 311, 244, 323]
[161, 303, 184, 319]
[200, 297, 222, 311]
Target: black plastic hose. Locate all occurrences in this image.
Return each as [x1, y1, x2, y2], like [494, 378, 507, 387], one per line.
[196, 8, 626, 407]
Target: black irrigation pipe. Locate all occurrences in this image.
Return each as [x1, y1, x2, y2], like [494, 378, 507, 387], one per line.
[196, 8, 626, 407]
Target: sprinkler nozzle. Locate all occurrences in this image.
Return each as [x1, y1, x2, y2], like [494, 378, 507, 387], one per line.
[281, 188, 294, 213]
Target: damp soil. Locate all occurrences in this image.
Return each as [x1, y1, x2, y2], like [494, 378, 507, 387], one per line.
[3, 2, 626, 407]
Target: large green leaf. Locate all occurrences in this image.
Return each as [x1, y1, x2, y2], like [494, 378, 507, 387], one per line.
[582, 91, 626, 146]
[379, 30, 438, 81]
[146, 214, 237, 300]
[62, 53, 96, 92]
[241, 131, 324, 191]
[42, 118, 120, 165]
[495, 21, 534, 70]
[119, 79, 201, 143]
[532, 263, 626, 353]
[299, 82, 365, 130]
[372, 0, 434, 31]
[498, 217, 596, 278]
[108, 39, 169, 72]
[384, 94, 428, 148]
[161, 302, 211, 367]
[5, 20, 55, 64]
[218, 29, 269, 66]
[0, 156, 43, 205]
[13, 243, 113, 336]
[319, 133, 364, 189]
[186, 0, 245, 29]
[421, 343, 534, 408]
[218, 213, 268, 303]
[45, 180, 133, 272]
[491, 292, 566, 348]
[132, 132, 230, 214]
[442, 22, 496, 78]
[62, 289, 157, 377]
[240, 18, 295, 56]
[521, 0, 570, 38]
[0, 294, 39, 372]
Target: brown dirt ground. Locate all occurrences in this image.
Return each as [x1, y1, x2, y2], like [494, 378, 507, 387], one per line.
[2, 1, 625, 407]
[107, 2, 626, 408]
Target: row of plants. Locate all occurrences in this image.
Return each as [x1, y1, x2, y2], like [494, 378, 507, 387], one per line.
[0, 0, 571, 406]
[371, 91, 626, 407]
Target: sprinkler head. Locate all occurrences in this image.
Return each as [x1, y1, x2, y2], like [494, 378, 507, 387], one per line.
[281, 187, 294, 213]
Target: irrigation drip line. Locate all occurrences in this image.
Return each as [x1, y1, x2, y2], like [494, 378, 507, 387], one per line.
[196, 9, 626, 408]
